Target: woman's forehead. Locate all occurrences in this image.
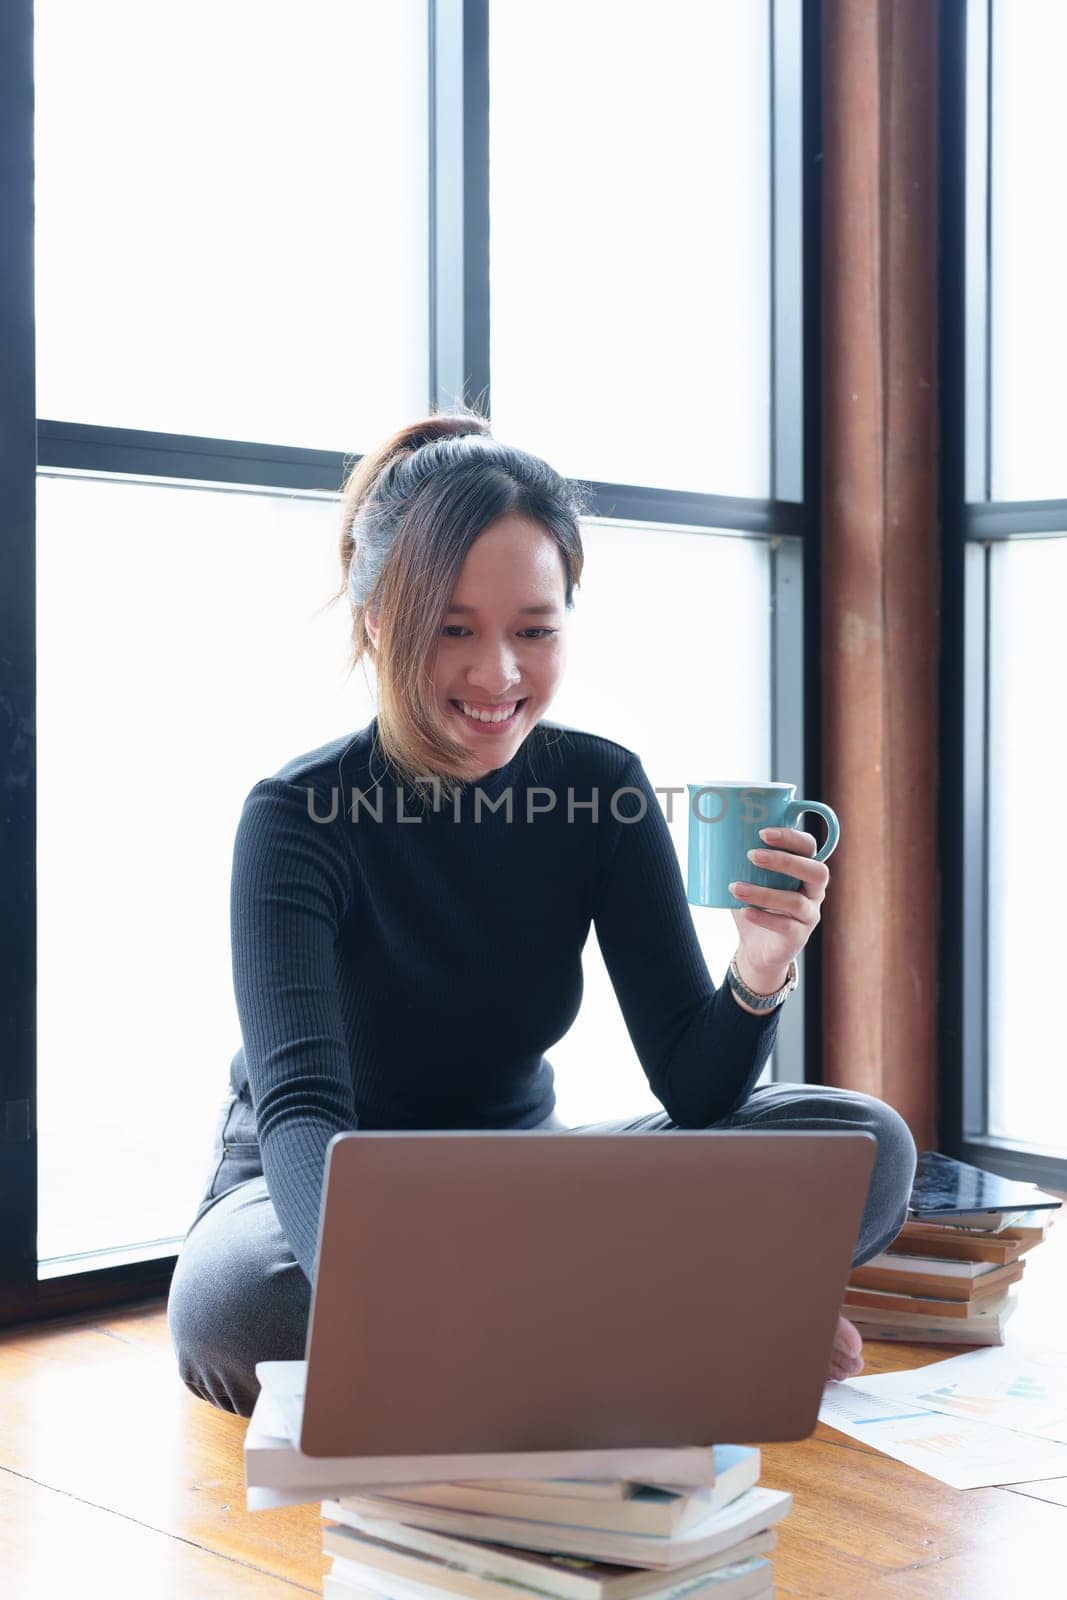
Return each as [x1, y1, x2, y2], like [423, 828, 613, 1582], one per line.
[451, 525, 567, 600]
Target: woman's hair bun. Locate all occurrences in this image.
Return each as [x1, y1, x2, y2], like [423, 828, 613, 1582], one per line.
[404, 413, 491, 450]
[386, 410, 492, 467]
[344, 409, 491, 521]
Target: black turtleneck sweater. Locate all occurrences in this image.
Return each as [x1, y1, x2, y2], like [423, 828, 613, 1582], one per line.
[228, 716, 781, 1283]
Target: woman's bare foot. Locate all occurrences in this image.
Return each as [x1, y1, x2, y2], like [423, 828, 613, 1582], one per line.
[828, 1313, 864, 1381]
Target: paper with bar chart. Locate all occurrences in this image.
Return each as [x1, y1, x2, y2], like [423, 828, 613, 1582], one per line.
[837, 1344, 1067, 1445]
[817, 1377, 1067, 1488]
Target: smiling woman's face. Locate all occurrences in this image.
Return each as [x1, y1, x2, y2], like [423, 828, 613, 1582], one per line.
[430, 512, 568, 777]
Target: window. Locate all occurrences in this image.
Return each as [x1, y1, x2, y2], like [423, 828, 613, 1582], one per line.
[988, 0, 1067, 500]
[985, 539, 1067, 1153]
[33, 0, 429, 450]
[2, 0, 811, 1315]
[547, 520, 774, 1126]
[26, 0, 430, 1283]
[34, 474, 373, 1270]
[488, 0, 771, 497]
[945, 0, 1067, 1182]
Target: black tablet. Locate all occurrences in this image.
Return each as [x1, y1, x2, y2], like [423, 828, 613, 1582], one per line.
[909, 1150, 1062, 1219]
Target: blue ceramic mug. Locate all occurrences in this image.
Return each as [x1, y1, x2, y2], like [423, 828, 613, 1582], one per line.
[686, 781, 840, 909]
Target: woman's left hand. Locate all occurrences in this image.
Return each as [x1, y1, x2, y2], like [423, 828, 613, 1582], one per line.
[728, 826, 831, 983]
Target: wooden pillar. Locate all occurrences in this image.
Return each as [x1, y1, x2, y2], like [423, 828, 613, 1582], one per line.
[820, 0, 940, 1145]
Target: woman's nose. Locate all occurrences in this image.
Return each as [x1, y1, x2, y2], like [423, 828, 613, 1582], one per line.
[465, 640, 522, 692]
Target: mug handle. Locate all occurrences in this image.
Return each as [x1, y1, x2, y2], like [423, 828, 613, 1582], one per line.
[784, 799, 840, 861]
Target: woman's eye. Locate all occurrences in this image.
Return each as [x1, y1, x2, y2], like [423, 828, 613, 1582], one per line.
[440, 626, 558, 639]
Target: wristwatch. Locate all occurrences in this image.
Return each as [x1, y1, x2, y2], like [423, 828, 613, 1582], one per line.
[726, 954, 799, 1012]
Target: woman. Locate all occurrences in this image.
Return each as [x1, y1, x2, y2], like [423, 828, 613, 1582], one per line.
[166, 410, 916, 1418]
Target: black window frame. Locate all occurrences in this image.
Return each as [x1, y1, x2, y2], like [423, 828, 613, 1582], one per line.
[938, 0, 1067, 1191]
[0, 0, 821, 1323]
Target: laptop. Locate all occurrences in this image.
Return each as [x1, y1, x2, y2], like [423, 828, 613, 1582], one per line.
[292, 1127, 876, 1458]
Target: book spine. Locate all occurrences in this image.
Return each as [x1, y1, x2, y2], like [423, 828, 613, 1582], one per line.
[327, 1489, 792, 1573]
[889, 1230, 1021, 1265]
[848, 1320, 1004, 1346]
[369, 1483, 691, 1537]
[246, 1442, 718, 1492]
[848, 1268, 985, 1301]
[842, 1288, 977, 1318]
[846, 1260, 1022, 1309]
[321, 1522, 593, 1600]
[324, 1573, 386, 1600]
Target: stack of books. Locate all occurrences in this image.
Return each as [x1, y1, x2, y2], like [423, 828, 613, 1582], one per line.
[841, 1206, 1055, 1346]
[245, 1365, 791, 1600]
[320, 1452, 792, 1600]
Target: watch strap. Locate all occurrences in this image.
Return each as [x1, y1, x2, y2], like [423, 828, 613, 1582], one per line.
[726, 955, 799, 1011]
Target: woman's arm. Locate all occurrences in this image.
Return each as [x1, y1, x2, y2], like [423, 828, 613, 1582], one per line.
[592, 752, 783, 1126]
[230, 778, 357, 1284]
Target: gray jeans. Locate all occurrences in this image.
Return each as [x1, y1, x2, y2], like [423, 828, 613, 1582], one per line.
[166, 1082, 916, 1418]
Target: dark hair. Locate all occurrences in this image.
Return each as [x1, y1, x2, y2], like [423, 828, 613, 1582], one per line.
[330, 403, 590, 803]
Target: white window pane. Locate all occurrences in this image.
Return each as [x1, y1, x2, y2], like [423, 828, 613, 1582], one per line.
[987, 537, 1067, 1152]
[548, 523, 774, 1126]
[990, 0, 1067, 499]
[488, 0, 771, 497]
[35, 473, 374, 1266]
[33, 1, 428, 453]
[36, 485, 773, 1258]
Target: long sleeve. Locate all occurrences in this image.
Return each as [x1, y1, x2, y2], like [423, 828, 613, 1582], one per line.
[592, 751, 782, 1125]
[230, 778, 358, 1284]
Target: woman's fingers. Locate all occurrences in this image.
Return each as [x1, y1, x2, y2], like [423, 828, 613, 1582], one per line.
[760, 827, 818, 856]
[748, 847, 830, 892]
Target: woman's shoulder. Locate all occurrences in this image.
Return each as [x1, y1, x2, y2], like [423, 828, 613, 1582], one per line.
[231, 726, 376, 899]
[241, 721, 376, 798]
[528, 718, 640, 788]
[232, 723, 376, 852]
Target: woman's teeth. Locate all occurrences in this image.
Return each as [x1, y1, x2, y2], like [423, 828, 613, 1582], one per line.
[453, 699, 523, 724]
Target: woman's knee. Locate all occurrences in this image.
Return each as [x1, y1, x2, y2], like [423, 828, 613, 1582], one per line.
[770, 1084, 916, 1190]
[842, 1092, 918, 1261]
[738, 1083, 918, 1259]
[166, 1180, 311, 1418]
[853, 1093, 917, 1195]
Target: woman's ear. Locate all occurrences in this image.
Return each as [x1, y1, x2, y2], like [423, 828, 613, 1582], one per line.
[364, 609, 380, 651]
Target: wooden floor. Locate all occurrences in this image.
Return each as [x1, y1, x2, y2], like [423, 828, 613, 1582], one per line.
[3, 1212, 1066, 1600]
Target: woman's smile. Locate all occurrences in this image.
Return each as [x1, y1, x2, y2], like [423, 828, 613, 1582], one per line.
[448, 696, 528, 733]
